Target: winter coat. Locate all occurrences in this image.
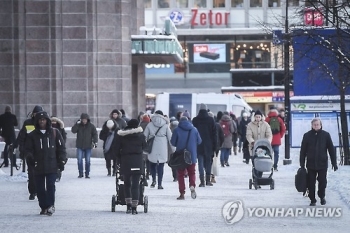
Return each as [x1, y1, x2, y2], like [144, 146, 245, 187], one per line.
[214, 122, 224, 152]
[0, 112, 18, 144]
[115, 126, 146, 175]
[115, 117, 127, 130]
[246, 120, 272, 155]
[139, 121, 149, 131]
[17, 117, 36, 153]
[99, 119, 119, 161]
[192, 109, 217, 157]
[170, 120, 179, 133]
[265, 109, 286, 146]
[25, 113, 67, 174]
[51, 117, 67, 142]
[143, 114, 172, 163]
[219, 114, 236, 149]
[238, 118, 250, 142]
[170, 120, 202, 164]
[71, 113, 98, 149]
[300, 129, 336, 170]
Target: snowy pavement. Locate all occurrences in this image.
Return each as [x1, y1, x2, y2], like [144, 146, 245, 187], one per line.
[0, 148, 349, 233]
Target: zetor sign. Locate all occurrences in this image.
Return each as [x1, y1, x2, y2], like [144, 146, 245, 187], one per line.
[191, 9, 230, 26]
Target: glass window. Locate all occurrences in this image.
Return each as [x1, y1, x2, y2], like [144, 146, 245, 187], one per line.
[250, 0, 262, 7]
[305, 0, 319, 7]
[268, 0, 280, 7]
[194, 0, 207, 8]
[158, 0, 170, 8]
[289, 0, 299, 6]
[231, 0, 244, 7]
[175, 0, 188, 8]
[214, 0, 225, 8]
[144, 0, 152, 8]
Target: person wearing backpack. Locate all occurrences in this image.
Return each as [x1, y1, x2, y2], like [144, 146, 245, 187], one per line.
[219, 113, 236, 167]
[265, 108, 286, 171]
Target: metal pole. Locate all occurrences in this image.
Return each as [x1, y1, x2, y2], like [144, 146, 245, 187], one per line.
[284, 0, 292, 165]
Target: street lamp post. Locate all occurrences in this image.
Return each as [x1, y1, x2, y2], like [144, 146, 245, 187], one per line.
[283, 0, 292, 165]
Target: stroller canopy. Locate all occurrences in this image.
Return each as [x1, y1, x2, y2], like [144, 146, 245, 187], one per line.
[253, 139, 273, 154]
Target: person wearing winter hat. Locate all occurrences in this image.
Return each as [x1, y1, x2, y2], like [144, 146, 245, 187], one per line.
[143, 110, 172, 189]
[17, 105, 45, 200]
[71, 113, 98, 179]
[114, 118, 147, 214]
[170, 116, 202, 200]
[182, 110, 191, 120]
[246, 109, 272, 179]
[199, 103, 207, 110]
[110, 109, 127, 130]
[99, 119, 120, 176]
[0, 105, 18, 167]
[25, 111, 67, 216]
[120, 109, 130, 123]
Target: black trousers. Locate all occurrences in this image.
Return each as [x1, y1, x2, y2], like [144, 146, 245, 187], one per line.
[307, 168, 327, 202]
[123, 173, 141, 201]
[27, 162, 36, 195]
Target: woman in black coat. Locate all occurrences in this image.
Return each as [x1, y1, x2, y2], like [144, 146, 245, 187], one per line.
[0, 105, 18, 167]
[115, 119, 147, 215]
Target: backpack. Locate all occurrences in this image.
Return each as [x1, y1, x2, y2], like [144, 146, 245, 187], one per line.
[269, 117, 280, 135]
[220, 120, 231, 137]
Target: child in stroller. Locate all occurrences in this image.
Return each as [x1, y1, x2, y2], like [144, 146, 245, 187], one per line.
[249, 139, 275, 190]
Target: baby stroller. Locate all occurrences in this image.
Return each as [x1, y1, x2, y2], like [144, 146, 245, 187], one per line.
[111, 163, 148, 213]
[249, 139, 275, 190]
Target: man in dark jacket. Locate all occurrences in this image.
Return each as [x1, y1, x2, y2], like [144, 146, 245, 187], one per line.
[300, 118, 337, 206]
[115, 119, 147, 215]
[71, 113, 98, 178]
[192, 103, 217, 187]
[17, 105, 44, 200]
[0, 105, 18, 167]
[25, 111, 67, 215]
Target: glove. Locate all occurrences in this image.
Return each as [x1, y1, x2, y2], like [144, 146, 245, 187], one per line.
[26, 153, 35, 167]
[58, 163, 65, 171]
[332, 164, 338, 171]
[93, 142, 98, 149]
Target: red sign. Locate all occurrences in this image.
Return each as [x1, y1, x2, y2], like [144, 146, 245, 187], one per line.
[191, 9, 230, 26]
[304, 9, 323, 26]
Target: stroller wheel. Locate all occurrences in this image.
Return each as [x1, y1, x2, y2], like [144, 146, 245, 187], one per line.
[249, 179, 252, 189]
[111, 195, 116, 212]
[144, 196, 148, 213]
[270, 179, 275, 190]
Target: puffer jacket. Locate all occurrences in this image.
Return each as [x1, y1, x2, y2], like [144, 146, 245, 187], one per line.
[51, 116, 67, 142]
[246, 120, 272, 155]
[25, 112, 67, 174]
[71, 113, 98, 149]
[116, 126, 147, 175]
[219, 114, 235, 149]
[143, 113, 172, 163]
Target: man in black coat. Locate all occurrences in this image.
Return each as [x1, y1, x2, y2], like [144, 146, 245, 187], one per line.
[17, 105, 44, 200]
[0, 105, 18, 167]
[25, 111, 67, 215]
[300, 118, 337, 206]
[192, 104, 217, 187]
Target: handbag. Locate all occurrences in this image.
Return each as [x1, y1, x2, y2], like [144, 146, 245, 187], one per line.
[211, 156, 219, 176]
[168, 130, 192, 170]
[144, 126, 162, 153]
[295, 167, 308, 193]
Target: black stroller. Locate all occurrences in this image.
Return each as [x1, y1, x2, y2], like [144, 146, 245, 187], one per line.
[111, 163, 148, 213]
[249, 139, 275, 190]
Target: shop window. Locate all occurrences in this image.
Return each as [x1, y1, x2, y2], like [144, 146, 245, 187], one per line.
[194, 0, 207, 8]
[158, 0, 170, 8]
[176, 0, 188, 8]
[231, 0, 244, 7]
[305, 0, 319, 7]
[213, 0, 225, 8]
[268, 0, 280, 7]
[144, 0, 152, 8]
[250, 0, 262, 7]
[289, 0, 299, 6]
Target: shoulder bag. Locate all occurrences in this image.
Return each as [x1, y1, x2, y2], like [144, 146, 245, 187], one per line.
[144, 126, 162, 153]
[168, 130, 192, 170]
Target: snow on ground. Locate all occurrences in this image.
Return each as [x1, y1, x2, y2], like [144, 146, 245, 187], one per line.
[0, 147, 349, 233]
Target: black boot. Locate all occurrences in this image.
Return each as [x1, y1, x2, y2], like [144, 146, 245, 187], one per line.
[126, 204, 132, 214]
[199, 175, 205, 187]
[132, 207, 138, 215]
[206, 175, 213, 186]
[107, 168, 111, 176]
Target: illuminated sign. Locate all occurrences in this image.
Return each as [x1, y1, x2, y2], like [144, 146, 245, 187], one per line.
[191, 9, 230, 26]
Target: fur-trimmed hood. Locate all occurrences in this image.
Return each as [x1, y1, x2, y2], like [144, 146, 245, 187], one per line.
[150, 113, 169, 127]
[117, 126, 143, 136]
[51, 117, 64, 128]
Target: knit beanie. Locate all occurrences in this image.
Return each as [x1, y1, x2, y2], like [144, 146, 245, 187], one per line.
[127, 119, 139, 128]
[255, 110, 262, 116]
[155, 110, 163, 116]
[142, 115, 150, 123]
[199, 103, 207, 110]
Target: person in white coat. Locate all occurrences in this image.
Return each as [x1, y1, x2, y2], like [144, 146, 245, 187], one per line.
[143, 110, 172, 189]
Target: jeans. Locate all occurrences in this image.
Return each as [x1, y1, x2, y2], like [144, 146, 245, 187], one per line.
[77, 148, 91, 176]
[220, 148, 230, 164]
[272, 145, 279, 169]
[197, 154, 212, 177]
[150, 162, 164, 186]
[177, 163, 196, 194]
[35, 173, 57, 210]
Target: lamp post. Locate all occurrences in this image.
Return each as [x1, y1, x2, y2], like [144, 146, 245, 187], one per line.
[283, 0, 292, 165]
